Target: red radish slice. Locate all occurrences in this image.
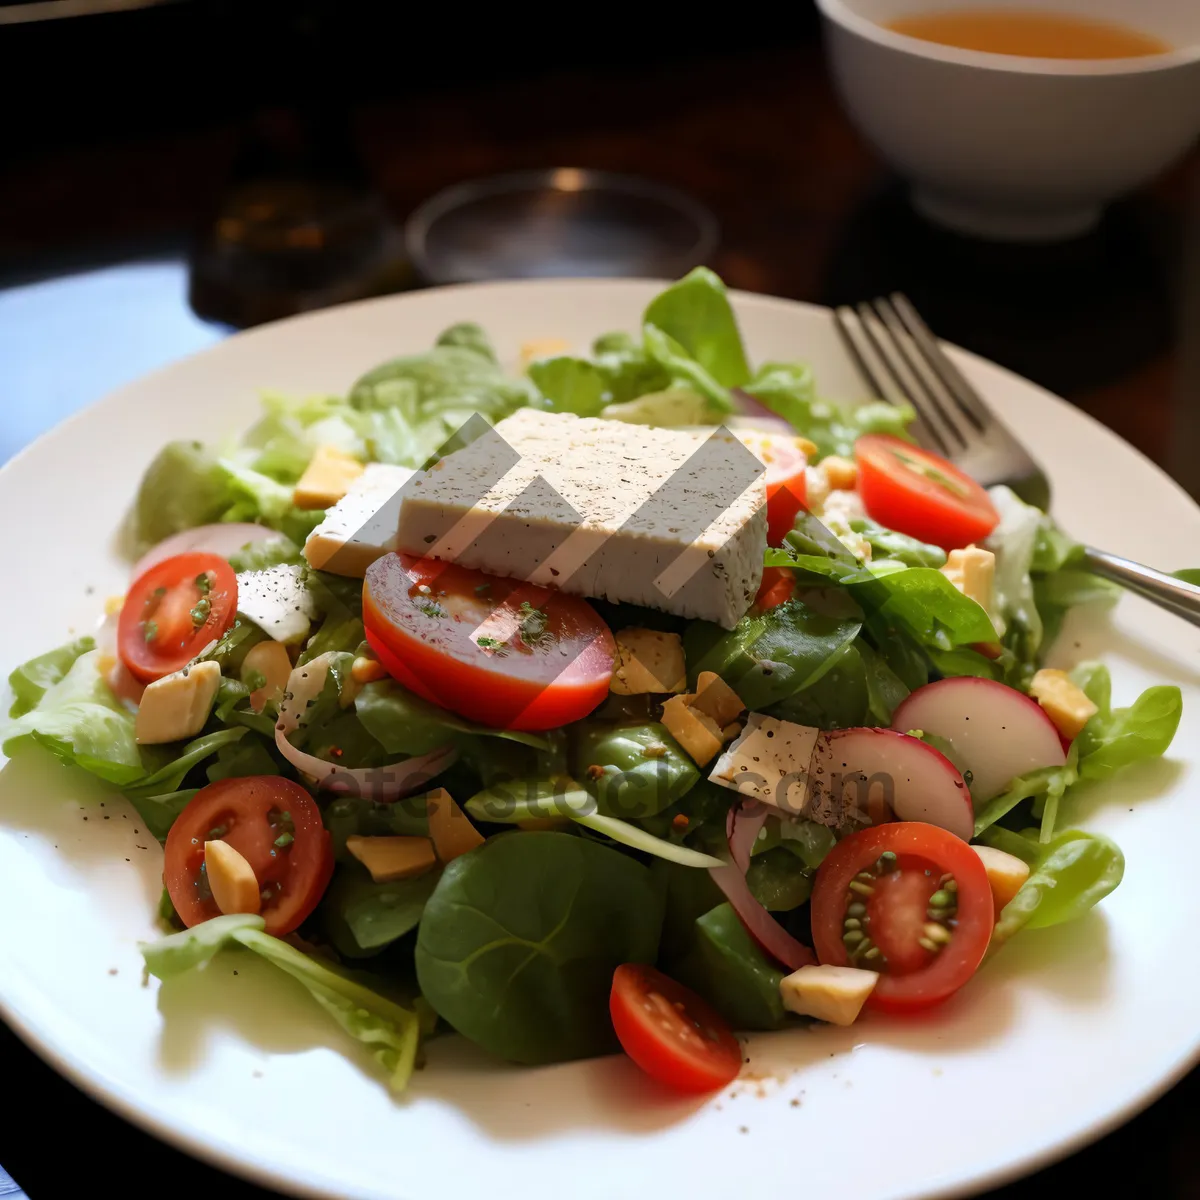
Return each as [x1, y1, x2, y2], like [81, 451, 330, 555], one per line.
[131, 523, 276, 580]
[708, 801, 816, 971]
[812, 727, 973, 842]
[275, 653, 456, 801]
[891, 677, 1067, 804]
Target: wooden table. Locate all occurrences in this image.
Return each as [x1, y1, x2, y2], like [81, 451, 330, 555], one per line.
[2, 26, 1199, 1200]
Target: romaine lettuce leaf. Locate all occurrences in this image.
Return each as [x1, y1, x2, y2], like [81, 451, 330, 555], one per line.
[141, 915, 425, 1091]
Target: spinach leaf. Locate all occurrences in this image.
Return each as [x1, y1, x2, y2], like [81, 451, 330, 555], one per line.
[415, 831, 661, 1064]
[1076, 683, 1182, 783]
[572, 721, 698, 818]
[128, 788, 198, 843]
[850, 519, 947, 568]
[746, 848, 813, 911]
[325, 793, 432, 861]
[321, 863, 440, 958]
[685, 596, 862, 710]
[674, 904, 787, 1031]
[435, 321, 498, 362]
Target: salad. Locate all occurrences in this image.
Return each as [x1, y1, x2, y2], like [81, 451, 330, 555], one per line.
[1, 269, 1184, 1096]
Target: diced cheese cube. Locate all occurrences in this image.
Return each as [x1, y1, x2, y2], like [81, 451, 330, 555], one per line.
[293, 444, 365, 510]
[520, 337, 571, 367]
[135, 660, 221, 745]
[973, 844, 1031, 917]
[346, 835, 437, 883]
[241, 640, 293, 713]
[822, 455, 859, 491]
[941, 545, 997, 615]
[423, 787, 485, 863]
[236, 564, 317, 645]
[804, 463, 832, 514]
[780, 965, 878, 1025]
[351, 655, 388, 684]
[304, 462, 416, 577]
[661, 695, 725, 766]
[393, 409, 766, 629]
[204, 840, 261, 915]
[708, 712, 819, 813]
[611, 628, 687, 695]
[1029, 668, 1099, 741]
[692, 670, 744, 727]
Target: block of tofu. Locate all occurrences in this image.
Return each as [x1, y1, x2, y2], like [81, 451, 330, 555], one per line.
[1029, 668, 1099, 741]
[304, 462, 416, 577]
[708, 712, 819, 813]
[611, 628, 687, 695]
[135, 660, 221, 744]
[394, 409, 767, 629]
[780, 965, 878, 1025]
[292, 444, 365, 510]
[236, 564, 318, 645]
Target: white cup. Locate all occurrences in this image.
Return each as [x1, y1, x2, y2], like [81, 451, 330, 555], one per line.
[816, 0, 1200, 241]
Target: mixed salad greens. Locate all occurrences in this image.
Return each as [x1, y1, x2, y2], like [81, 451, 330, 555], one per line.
[1, 270, 1185, 1096]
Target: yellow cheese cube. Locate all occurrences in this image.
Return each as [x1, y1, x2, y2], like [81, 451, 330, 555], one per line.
[205, 840, 261, 915]
[424, 787, 485, 864]
[610, 628, 687, 695]
[780, 965, 878, 1025]
[135, 660, 221, 745]
[692, 671, 745, 727]
[661, 694, 725, 766]
[973, 845, 1032, 917]
[293, 444, 365, 510]
[346, 835, 437, 883]
[520, 337, 571, 367]
[940, 544, 996, 614]
[822, 455, 859, 490]
[1029, 668, 1099, 741]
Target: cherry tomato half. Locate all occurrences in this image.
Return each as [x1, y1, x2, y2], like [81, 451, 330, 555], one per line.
[855, 435, 999, 551]
[119, 552, 237, 683]
[610, 964, 742, 1093]
[754, 566, 797, 612]
[164, 776, 333, 937]
[363, 553, 615, 731]
[810, 822, 993, 1013]
[739, 431, 810, 546]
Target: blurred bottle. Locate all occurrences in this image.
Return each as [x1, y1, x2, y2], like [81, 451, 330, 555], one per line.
[189, 1, 410, 328]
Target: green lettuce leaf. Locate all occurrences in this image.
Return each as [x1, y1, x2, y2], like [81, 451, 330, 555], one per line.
[7, 636, 96, 718]
[977, 827, 1124, 949]
[225, 533, 301, 573]
[527, 356, 608, 416]
[127, 440, 232, 555]
[141, 915, 425, 1092]
[0, 649, 143, 784]
[641, 267, 751, 389]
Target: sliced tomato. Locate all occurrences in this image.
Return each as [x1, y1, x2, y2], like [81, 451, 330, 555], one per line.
[164, 776, 333, 937]
[810, 822, 992, 1013]
[363, 553, 616, 731]
[610, 963, 742, 1093]
[855, 435, 999, 551]
[118, 552, 237, 683]
[738, 431, 810, 545]
[755, 566, 796, 611]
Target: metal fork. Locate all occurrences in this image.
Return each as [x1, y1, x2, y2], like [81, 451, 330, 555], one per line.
[834, 294, 1200, 629]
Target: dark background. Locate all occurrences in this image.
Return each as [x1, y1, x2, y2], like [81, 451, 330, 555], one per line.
[2, 1, 1200, 1196]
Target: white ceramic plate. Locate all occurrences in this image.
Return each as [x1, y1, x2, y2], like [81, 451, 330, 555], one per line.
[0, 281, 1197, 1200]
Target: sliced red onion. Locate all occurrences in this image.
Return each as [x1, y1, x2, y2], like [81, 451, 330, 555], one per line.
[709, 800, 815, 972]
[275, 654, 456, 802]
[132, 523, 277, 581]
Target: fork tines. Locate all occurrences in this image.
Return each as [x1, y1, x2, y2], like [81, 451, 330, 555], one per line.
[833, 294, 995, 458]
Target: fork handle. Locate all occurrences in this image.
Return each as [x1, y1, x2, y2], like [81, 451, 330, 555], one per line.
[1080, 548, 1200, 629]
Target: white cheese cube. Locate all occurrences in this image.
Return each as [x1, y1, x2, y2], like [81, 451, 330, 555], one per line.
[1029, 668, 1099, 741]
[708, 712, 819, 813]
[611, 628, 687, 695]
[303, 462, 416, 577]
[135, 660, 221, 745]
[393, 409, 767, 629]
[780, 965, 878, 1025]
[236, 564, 317, 645]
